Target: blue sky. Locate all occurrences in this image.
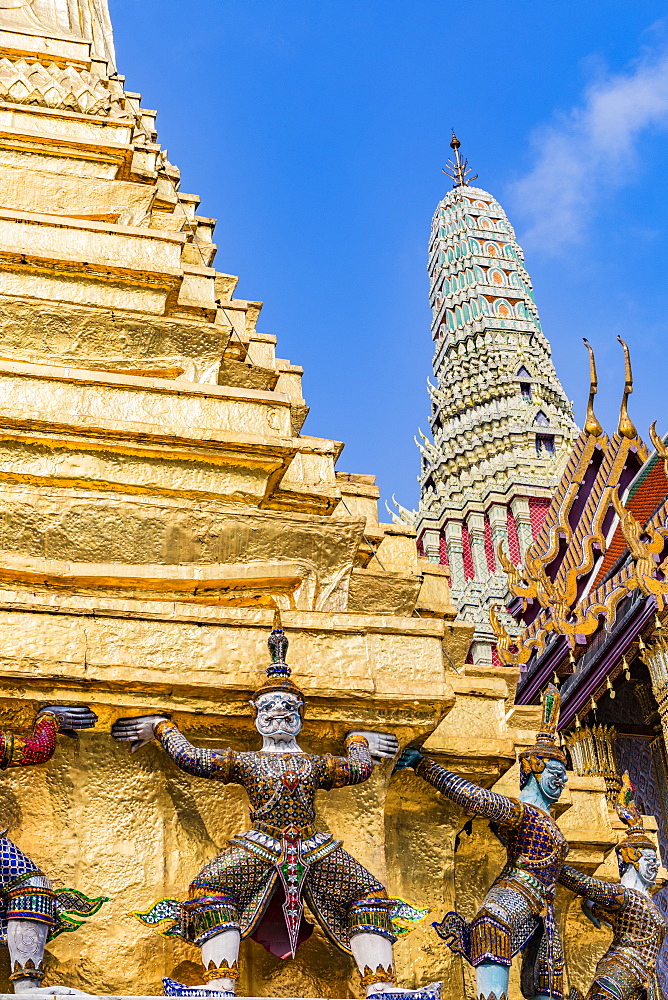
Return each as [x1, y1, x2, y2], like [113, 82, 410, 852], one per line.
[110, 0, 668, 514]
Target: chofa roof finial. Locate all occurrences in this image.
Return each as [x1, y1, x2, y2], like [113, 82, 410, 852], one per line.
[617, 336, 638, 439]
[582, 339, 603, 438]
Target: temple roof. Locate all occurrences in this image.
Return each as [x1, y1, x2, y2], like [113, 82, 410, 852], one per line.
[493, 341, 668, 724]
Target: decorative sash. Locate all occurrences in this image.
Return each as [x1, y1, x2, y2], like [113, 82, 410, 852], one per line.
[276, 826, 309, 958]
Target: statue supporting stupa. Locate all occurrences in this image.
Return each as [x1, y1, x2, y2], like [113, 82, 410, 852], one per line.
[396, 685, 570, 1000]
[0, 704, 107, 994]
[560, 773, 667, 1000]
[112, 626, 436, 1000]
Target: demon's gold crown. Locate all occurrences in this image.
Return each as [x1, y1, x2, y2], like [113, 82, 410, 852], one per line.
[251, 627, 306, 715]
[518, 684, 567, 788]
[615, 772, 655, 868]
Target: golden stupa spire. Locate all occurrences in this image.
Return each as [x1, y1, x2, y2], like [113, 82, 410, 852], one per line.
[443, 132, 478, 188]
[617, 336, 638, 439]
[582, 339, 603, 437]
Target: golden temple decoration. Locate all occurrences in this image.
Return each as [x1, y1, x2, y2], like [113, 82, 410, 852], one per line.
[640, 634, 668, 732]
[563, 724, 622, 805]
[582, 339, 604, 439]
[650, 420, 668, 473]
[489, 603, 531, 667]
[492, 336, 655, 667]
[496, 541, 536, 603]
[359, 964, 397, 988]
[499, 538, 572, 630]
[611, 490, 668, 608]
[9, 960, 45, 985]
[616, 336, 638, 440]
[203, 961, 239, 983]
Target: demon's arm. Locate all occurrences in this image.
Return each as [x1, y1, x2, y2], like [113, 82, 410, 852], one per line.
[414, 755, 522, 827]
[154, 720, 240, 782]
[0, 712, 60, 769]
[558, 864, 626, 912]
[320, 734, 375, 789]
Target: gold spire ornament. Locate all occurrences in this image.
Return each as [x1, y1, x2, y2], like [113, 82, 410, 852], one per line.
[649, 420, 668, 465]
[582, 339, 603, 438]
[250, 625, 306, 715]
[518, 683, 567, 787]
[617, 336, 638, 439]
[615, 772, 655, 868]
[443, 132, 478, 188]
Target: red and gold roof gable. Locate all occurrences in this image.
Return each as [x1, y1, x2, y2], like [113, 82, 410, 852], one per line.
[492, 340, 668, 674]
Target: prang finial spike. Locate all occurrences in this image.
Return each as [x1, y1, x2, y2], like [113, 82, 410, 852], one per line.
[582, 339, 603, 437]
[617, 336, 637, 439]
[443, 131, 478, 188]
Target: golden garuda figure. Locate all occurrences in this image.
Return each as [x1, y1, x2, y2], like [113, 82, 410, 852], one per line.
[0, 704, 107, 994]
[112, 626, 432, 999]
[396, 684, 569, 1000]
[559, 772, 666, 1000]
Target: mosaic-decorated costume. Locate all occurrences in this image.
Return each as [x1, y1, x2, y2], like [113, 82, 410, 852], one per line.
[561, 774, 667, 1000]
[0, 709, 108, 987]
[129, 626, 428, 998]
[141, 721, 395, 955]
[417, 686, 569, 999]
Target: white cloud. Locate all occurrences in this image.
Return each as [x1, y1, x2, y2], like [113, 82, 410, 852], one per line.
[509, 46, 668, 250]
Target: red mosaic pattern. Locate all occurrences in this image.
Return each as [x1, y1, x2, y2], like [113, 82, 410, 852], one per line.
[491, 645, 501, 667]
[439, 534, 449, 567]
[529, 498, 551, 539]
[506, 507, 521, 565]
[462, 524, 474, 580]
[595, 460, 668, 587]
[1, 714, 59, 769]
[484, 516, 496, 572]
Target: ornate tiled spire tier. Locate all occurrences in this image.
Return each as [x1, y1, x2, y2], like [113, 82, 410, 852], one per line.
[415, 135, 579, 665]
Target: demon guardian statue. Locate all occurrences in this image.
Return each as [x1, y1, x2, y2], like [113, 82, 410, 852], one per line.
[396, 684, 569, 1000]
[560, 773, 666, 1000]
[0, 704, 106, 994]
[113, 627, 435, 999]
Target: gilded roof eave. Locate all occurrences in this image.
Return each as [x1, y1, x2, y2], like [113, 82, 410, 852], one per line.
[493, 411, 668, 698]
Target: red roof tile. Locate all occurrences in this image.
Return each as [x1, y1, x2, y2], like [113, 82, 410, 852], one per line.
[594, 458, 668, 586]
